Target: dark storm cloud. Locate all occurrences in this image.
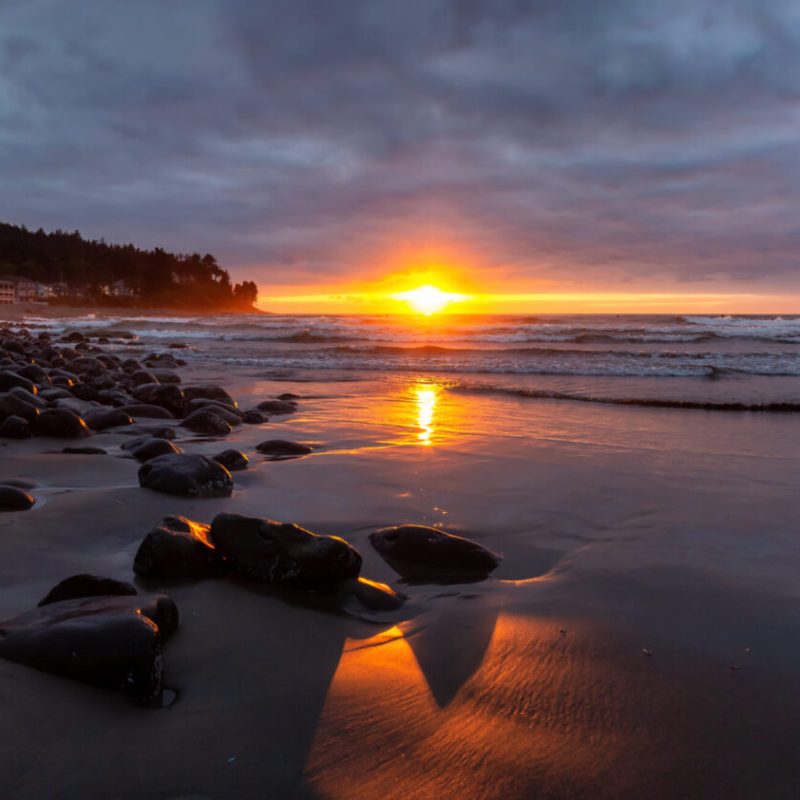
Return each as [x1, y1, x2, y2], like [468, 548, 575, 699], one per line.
[2, 0, 800, 290]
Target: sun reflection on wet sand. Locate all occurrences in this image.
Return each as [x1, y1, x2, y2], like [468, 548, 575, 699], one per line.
[416, 384, 438, 445]
[305, 612, 639, 799]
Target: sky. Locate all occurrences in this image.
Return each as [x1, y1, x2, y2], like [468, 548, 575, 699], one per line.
[2, 0, 800, 312]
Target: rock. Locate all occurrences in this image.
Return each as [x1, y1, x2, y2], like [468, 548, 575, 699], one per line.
[0, 486, 35, 511]
[256, 439, 313, 459]
[62, 446, 107, 455]
[213, 449, 249, 471]
[149, 369, 181, 385]
[277, 392, 301, 401]
[0, 392, 40, 424]
[180, 409, 232, 436]
[131, 383, 186, 417]
[38, 387, 74, 402]
[33, 408, 91, 438]
[210, 513, 362, 591]
[62, 331, 86, 342]
[0, 415, 31, 439]
[255, 399, 297, 415]
[335, 577, 407, 612]
[0, 592, 177, 705]
[119, 404, 175, 419]
[242, 410, 266, 424]
[38, 574, 137, 606]
[129, 370, 159, 387]
[183, 384, 237, 407]
[138, 454, 233, 497]
[0, 371, 36, 394]
[129, 438, 181, 462]
[83, 408, 135, 431]
[185, 400, 243, 425]
[369, 525, 502, 581]
[120, 424, 176, 440]
[16, 364, 50, 385]
[133, 516, 224, 580]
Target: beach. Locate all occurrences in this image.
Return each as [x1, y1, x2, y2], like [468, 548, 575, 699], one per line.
[1, 311, 799, 799]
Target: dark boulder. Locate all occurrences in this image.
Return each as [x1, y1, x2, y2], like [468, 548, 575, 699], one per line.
[84, 408, 135, 432]
[335, 577, 407, 613]
[33, 408, 91, 438]
[0, 592, 177, 705]
[213, 449, 249, 471]
[138, 453, 233, 498]
[369, 525, 502, 581]
[255, 399, 297, 415]
[0, 393, 40, 424]
[0, 415, 31, 439]
[242, 410, 266, 424]
[210, 513, 362, 591]
[62, 446, 107, 455]
[38, 574, 137, 606]
[0, 371, 36, 394]
[256, 439, 313, 459]
[129, 438, 181, 462]
[180, 409, 232, 436]
[119, 404, 175, 419]
[16, 364, 50, 385]
[0, 486, 35, 511]
[134, 516, 224, 580]
[183, 384, 236, 407]
[131, 383, 186, 417]
[185, 400, 243, 424]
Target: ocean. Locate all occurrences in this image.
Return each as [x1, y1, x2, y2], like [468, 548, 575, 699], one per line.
[11, 312, 800, 410]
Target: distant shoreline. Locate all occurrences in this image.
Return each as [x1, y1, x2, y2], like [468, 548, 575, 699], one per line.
[0, 305, 266, 321]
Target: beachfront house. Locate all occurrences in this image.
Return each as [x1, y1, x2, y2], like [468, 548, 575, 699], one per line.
[0, 277, 14, 304]
[0, 275, 49, 304]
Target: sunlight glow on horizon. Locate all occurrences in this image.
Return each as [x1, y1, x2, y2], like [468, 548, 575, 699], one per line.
[392, 285, 469, 315]
[257, 286, 794, 315]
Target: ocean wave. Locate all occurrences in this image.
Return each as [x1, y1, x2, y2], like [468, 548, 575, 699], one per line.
[448, 383, 800, 412]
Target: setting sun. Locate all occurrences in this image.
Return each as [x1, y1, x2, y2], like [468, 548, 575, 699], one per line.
[392, 285, 466, 315]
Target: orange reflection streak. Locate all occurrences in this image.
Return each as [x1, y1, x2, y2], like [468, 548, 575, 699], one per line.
[416, 384, 438, 445]
[305, 613, 640, 799]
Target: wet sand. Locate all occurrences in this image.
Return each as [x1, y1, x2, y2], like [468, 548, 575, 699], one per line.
[1, 357, 800, 799]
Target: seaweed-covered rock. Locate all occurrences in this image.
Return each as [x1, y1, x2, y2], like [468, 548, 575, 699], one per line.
[138, 454, 233, 497]
[210, 513, 362, 591]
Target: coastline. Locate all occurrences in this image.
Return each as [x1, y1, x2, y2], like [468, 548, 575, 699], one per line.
[0, 304, 266, 321]
[0, 324, 799, 798]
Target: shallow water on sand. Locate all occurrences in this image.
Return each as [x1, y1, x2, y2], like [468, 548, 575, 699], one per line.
[1, 328, 800, 798]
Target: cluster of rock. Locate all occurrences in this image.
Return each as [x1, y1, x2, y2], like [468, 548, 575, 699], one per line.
[0, 326, 316, 507]
[0, 327, 301, 443]
[0, 325, 504, 706]
[0, 518, 502, 705]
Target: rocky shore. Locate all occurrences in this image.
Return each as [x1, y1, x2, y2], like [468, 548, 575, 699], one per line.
[0, 325, 499, 707]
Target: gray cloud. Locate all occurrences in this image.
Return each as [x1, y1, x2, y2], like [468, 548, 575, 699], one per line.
[2, 0, 800, 291]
